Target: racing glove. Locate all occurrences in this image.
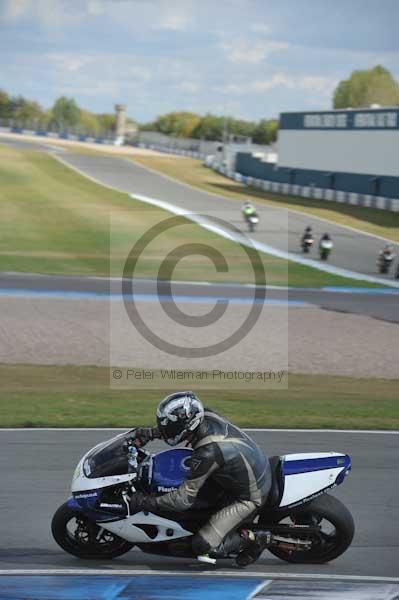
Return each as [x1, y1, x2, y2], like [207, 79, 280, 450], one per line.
[129, 491, 157, 514]
[132, 426, 160, 448]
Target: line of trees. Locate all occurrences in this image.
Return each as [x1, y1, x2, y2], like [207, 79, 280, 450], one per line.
[141, 111, 279, 144]
[0, 90, 121, 136]
[1, 65, 397, 144]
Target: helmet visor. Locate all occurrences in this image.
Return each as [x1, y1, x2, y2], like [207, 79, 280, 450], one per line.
[157, 416, 188, 446]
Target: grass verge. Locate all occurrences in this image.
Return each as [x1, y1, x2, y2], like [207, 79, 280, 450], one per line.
[132, 155, 399, 243]
[0, 145, 379, 288]
[1, 364, 398, 429]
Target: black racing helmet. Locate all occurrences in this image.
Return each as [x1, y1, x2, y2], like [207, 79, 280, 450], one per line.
[156, 391, 204, 446]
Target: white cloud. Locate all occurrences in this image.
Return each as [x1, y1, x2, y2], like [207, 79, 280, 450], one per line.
[220, 37, 288, 64]
[1, 0, 31, 20]
[1, 0, 114, 25]
[149, 0, 194, 31]
[298, 76, 336, 94]
[178, 81, 201, 94]
[157, 12, 190, 31]
[47, 53, 94, 73]
[250, 23, 271, 35]
[45, 51, 153, 105]
[59, 81, 120, 98]
[87, 0, 106, 16]
[216, 74, 336, 96]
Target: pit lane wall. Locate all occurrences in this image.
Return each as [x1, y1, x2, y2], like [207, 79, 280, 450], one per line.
[233, 108, 399, 212]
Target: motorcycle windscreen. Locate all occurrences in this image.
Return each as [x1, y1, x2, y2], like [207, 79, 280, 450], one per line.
[84, 437, 128, 479]
[150, 448, 192, 493]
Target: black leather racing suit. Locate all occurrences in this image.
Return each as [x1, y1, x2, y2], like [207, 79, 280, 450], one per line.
[149, 409, 272, 553]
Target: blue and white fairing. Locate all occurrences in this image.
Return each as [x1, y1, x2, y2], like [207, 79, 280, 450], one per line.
[148, 449, 351, 508]
[278, 452, 351, 508]
[71, 431, 138, 493]
[149, 448, 192, 493]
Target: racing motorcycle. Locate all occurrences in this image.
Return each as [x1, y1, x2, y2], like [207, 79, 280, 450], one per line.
[301, 235, 314, 253]
[319, 239, 333, 261]
[378, 251, 395, 274]
[52, 431, 354, 565]
[244, 213, 259, 233]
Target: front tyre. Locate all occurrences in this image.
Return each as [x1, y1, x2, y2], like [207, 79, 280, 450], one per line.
[51, 503, 134, 559]
[262, 494, 354, 564]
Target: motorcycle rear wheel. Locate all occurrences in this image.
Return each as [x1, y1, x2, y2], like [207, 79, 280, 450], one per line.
[261, 494, 354, 564]
[51, 502, 134, 559]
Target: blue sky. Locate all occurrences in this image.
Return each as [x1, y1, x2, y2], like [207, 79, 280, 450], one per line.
[1, 0, 398, 123]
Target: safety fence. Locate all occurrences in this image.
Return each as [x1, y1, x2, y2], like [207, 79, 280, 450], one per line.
[0, 124, 114, 145]
[211, 161, 399, 213]
[136, 142, 208, 160]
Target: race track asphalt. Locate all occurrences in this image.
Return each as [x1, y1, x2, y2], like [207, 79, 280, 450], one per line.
[0, 137, 64, 152]
[55, 152, 399, 279]
[1, 273, 398, 323]
[1, 429, 398, 577]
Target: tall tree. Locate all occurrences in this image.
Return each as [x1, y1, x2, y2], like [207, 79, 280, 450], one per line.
[252, 119, 278, 144]
[97, 113, 116, 133]
[51, 96, 80, 129]
[153, 111, 201, 138]
[191, 114, 225, 140]
[79, 109, 100, 134]
[226, 117, 256, 139]
[333, 65, 399, 108]
[11, 99, 44, 125]
[0, 89, 9, 119]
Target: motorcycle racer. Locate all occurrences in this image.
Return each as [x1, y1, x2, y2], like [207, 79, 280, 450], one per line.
[378, 244, 396, 274]
[129, 391, 272, 566]
[242, 201, 257, 218]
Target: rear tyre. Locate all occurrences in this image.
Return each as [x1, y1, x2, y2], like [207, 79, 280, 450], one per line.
[51, 503, 134, 559]
[261, 494, 354, 564]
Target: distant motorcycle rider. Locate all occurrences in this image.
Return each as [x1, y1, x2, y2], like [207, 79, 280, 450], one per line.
[302, 226, 314, 244]
[379, 244, 395, 260]
[242, 200, 257, 218]
[378, 244, 396, 274]
[319, 232, 331, 248]
[301, 226, 314, 253]
[129, 391, 272, 566]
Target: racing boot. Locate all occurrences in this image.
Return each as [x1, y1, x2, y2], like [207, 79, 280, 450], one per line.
[235, 529, 273, 567]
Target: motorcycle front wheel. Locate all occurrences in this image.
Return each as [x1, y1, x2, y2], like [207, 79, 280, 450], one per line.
[260, 494, 354, 564]
[51, 502, 134, 559]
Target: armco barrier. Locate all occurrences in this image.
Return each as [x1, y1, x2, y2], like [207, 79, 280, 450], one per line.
[212, 163, 399, 212]
[234, 152, 399, 210]
[0, 125, 108, 145]
[137, 142, 207, 160]
[0, 125, 203, 156]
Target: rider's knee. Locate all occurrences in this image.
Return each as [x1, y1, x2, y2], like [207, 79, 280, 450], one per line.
[192, 533, 211, 555]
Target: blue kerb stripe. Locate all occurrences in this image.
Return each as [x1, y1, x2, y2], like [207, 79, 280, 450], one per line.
[0, 288, 309, 306]
[0, 575, 264, 600]
[283, 455, 351, 476]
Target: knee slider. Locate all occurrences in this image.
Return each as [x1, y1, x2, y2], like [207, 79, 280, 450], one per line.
[192, 534, 211, 555]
